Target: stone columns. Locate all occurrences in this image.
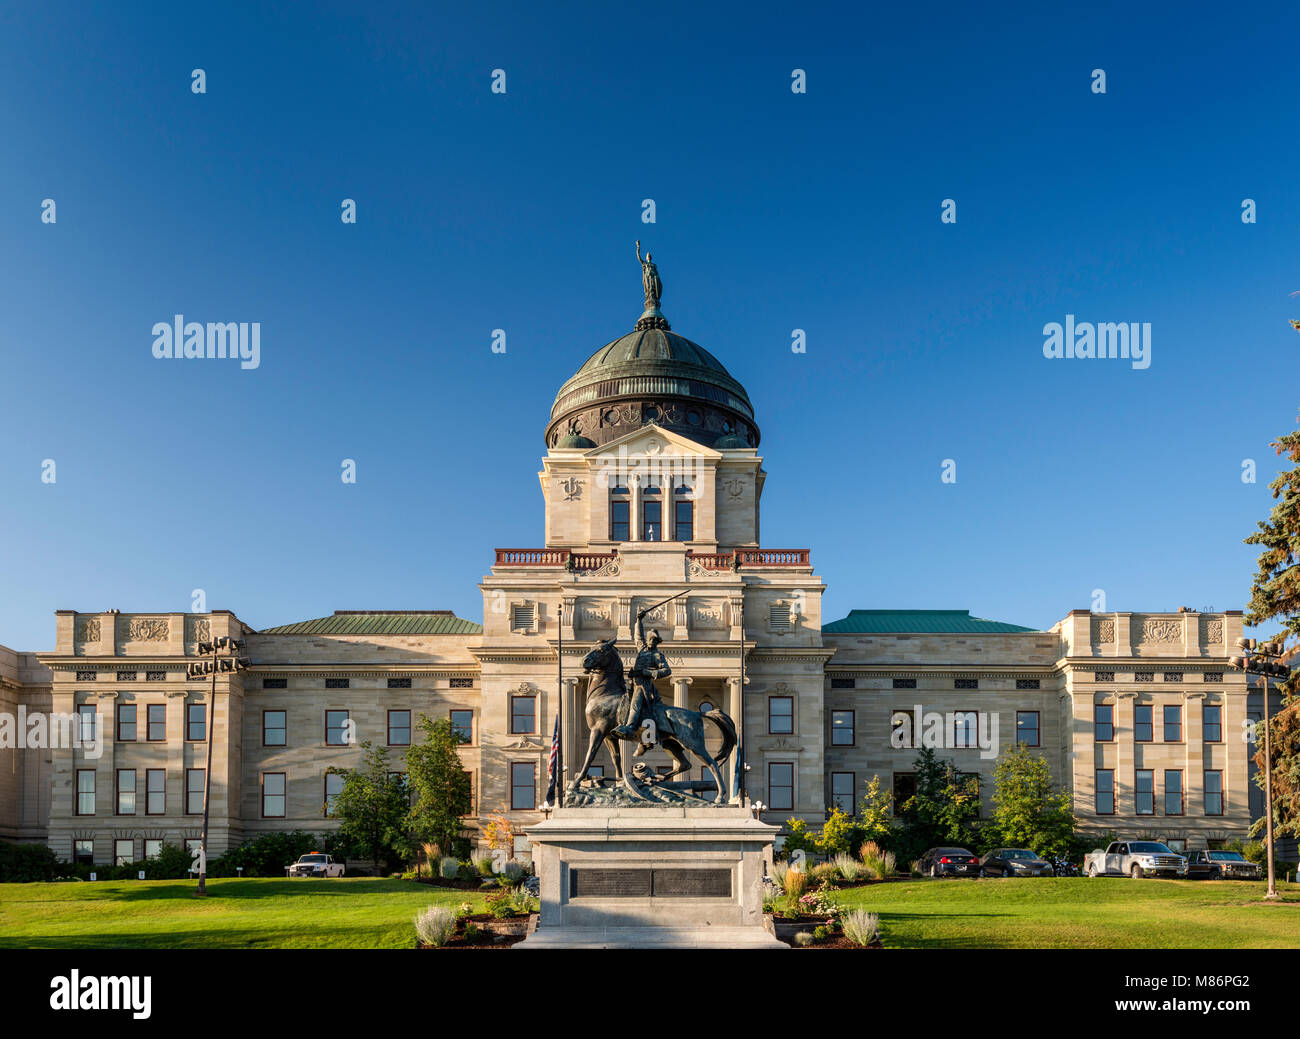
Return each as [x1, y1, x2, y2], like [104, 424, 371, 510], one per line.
[727, 676, 745, 803]
[562, 676, 582, 785]
[1116, 690, 1135, 815]
[671, 676, 693, 710]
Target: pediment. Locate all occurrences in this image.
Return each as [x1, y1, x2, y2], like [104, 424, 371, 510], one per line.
[587, 423, 721, 461]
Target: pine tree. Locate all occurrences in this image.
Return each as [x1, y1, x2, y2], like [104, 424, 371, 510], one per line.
[1244, 411, 1300, 835]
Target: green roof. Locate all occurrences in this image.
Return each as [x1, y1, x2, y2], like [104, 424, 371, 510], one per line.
[822, 610, 1038, 635]
[259, 611, 482, 636]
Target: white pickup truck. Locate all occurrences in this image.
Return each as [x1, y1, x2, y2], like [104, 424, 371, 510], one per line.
[286, 853, 346, 877]
[1084, 841, 1186, 879]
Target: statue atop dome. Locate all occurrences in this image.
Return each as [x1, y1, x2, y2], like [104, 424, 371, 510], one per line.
[634, 240, 670, 331]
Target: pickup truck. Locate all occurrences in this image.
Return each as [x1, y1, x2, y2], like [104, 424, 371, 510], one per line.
[1084, 841, 1186, 878]
[286, 853, 346, 877]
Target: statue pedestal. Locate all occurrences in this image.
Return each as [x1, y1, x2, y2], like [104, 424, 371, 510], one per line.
[516, 805, 786, 949]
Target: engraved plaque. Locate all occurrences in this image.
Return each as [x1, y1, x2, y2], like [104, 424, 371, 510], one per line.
[569, 867, 730, 898]
[652, 868, 731, 898]
[570, 868, 651, 898]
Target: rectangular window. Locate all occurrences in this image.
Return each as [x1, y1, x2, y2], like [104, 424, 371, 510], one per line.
[185, 768, 205, 815]
[1164, 770, 1184, 815]
[76, 769, 96, 815]
[1205, 770, 1224, 816]
[114, 839, 134, 866]
[1094, 704, 1114, 742]
[77, 704, 97, 743]
[450, 709, 474, 744]
[186, 703, 206, 741]
[952, 711, 978, 748]
[768, 696, 794, 734]
[1135, 769, 1154, 815]
[73, 839, 94, 865]
[116, 704, 137, 742]
[642, 499, 662, 541]
[325, 710, 350, 746]
[768, 762, 794, 811]
[510, 696, 536, 735]
[324, 772, 345, 817]
[1095, 769, 1114, 815]
[1163, 705, 1182, 742]
[831, 772, 854, 814]
[146, 769, 165, 815]
[147, 703, 166, 741]
[262, 772, 286, 818]
[144, 839, 162, 860]
[610, 499, 630, 541]
[263, 710, 286, 747]
[116, 768, 136, 815]
[673, 499, 694, 541]
[830, 710, 855, 746]
[1135, 704, 1153, 742]
[510, 761, 536, 811]
[1015, 711, 1040, 747]
[387, 709, 411, 746]
[1203, 705, 1222, 743]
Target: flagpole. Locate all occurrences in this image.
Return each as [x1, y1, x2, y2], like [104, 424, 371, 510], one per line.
[556, 596, 564, 807]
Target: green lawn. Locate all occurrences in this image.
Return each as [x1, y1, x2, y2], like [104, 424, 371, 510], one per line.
[0, 877, 485, 950]
[3, 875, 1297, 949]
[836, 876, 1300, 949]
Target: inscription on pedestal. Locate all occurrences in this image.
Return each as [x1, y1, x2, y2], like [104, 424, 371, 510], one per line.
[569, 868, 731, 898]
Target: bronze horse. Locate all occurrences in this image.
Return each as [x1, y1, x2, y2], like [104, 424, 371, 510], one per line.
[571, 638, 736, 803]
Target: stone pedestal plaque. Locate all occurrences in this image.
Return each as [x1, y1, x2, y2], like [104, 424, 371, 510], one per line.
[516, 805, 786, 949]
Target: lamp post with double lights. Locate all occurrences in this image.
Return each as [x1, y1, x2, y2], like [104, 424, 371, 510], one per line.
[186, 635, 249, 895]
[1228, 637, 1291, 901]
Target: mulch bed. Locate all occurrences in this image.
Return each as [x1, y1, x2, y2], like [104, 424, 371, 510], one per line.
[419, 913, 532, 949]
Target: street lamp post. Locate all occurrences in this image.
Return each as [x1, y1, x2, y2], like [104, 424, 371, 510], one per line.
[186, 635, 249, 896]
[1228, 637, 1291, 901]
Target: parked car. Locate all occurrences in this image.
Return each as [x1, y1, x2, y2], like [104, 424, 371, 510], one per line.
[979, 848, 1054, 877]
[1083, 841, 1186, 878]
[919, 847, 979, 878]
[286, 853, 346, 877]
[1184, 849, 1262, 880]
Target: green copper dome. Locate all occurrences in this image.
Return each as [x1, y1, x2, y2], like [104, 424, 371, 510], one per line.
[546, 247, 759, 450]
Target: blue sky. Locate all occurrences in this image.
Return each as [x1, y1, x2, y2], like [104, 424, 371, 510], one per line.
[1, 1, 1297, 650]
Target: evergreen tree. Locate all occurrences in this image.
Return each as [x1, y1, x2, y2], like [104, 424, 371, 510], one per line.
[1244, 411, 1300, 835]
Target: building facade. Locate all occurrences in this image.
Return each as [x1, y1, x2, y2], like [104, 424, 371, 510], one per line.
[0, 273, 1256, 863]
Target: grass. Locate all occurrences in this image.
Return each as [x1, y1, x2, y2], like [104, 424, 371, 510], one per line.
[3, 875, 1297, 949]
[835, 876, 1300, 949]
[0, 877, 487, 950]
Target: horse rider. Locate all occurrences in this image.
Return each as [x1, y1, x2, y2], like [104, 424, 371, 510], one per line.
[613, 608, 671, 754]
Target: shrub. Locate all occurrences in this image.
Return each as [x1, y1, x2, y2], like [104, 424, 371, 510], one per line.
[463, 921, 490, 944]
[473, 855, 495, 877]
[810, 861, 838, 886]
[439, 855, 460, 879]
[910, 859, 924, 878]
[793, 930, 814, 947]
[770, 860, 790, 890]
[0, 841, 65, 883]
[832, 852, 866, 883]
[841, 909, 881, 947]
[881, 851, 897, 877]
[783, 867, 808, 898]
[211, 831, 322, 878]
[498, 859, 525, 885]
[812, 924, 829, 941]
[413, 905, 457, 947]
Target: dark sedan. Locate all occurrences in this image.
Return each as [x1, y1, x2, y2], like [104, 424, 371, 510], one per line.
[979, 848, 1054, 878]
[1184, 849, 1262, 880]
[919, 846, 980, 878]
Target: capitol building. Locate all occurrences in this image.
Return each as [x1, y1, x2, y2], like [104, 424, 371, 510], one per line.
[0, 258, 1259, 865]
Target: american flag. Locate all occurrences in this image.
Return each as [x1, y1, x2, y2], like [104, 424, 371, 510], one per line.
[544, 711, 561, 805]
